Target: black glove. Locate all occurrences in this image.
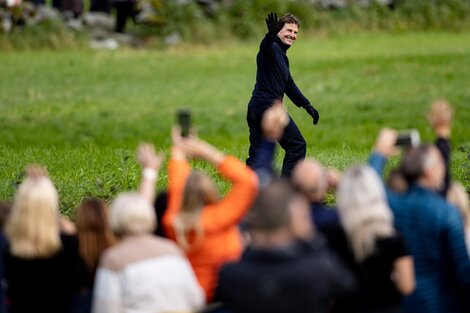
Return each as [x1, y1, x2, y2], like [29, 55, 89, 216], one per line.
[265, 12, 282, 35]
[304, 104, 320, 125]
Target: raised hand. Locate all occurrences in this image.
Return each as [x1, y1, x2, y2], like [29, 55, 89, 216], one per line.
[137, 143, 164, 203]
[171, 126, 224, 165]
[265, 12, 280, 35]
[262, 99, 289, 141]
[303, 104, 320, 125]
[137, 143, 164, 171]
[427, 99, 453, 138]
[374, 128, 399, 157]
[25, 165, 48, 180]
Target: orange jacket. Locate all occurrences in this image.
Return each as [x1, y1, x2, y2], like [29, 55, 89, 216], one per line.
[163, 156, 258, 301]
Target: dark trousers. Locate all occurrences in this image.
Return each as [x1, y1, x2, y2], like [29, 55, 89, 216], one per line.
[246, 103, 306, 177]
[91, 0, 111, 13]
[114, 1, 135, 33]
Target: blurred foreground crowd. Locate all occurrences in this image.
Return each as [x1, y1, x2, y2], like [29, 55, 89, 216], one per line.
[0, 99, 469, 313]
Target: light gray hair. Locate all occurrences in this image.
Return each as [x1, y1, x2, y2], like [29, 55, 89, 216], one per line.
[110, 193, 156, 237]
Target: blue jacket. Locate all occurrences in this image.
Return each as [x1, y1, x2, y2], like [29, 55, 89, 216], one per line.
[369, 152, 470, 313]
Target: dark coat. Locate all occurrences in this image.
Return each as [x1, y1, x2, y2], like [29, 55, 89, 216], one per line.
[215, 236, 356, 313]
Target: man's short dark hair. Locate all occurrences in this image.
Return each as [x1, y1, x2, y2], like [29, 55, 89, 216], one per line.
[246, 179, 296, 232]
[399, 144, 434, 184]
[279, 13, 300, 28]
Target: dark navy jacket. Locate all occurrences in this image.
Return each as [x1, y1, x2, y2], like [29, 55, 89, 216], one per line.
[369, 152, 470, 313]
[249, 33, 310, 108]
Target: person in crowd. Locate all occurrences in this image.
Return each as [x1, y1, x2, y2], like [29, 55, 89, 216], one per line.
[163, 129, 258, 302]
[292, 159, 341, 232]
[43, 0, 82, 18]
[0, 201, 12, 313]
[447, 182, 470, 257]
[215, 179, 356, 313]
[90, 0, 111, 13]
[387, 100, 453, 196]
[92, 193, 204, 313]
[93, 143, 204, 313]
[246, 12, 320, 177]
[59, 0, 83, 18]
[330, 165, 415, 313]
[27, 0, 45, 5]
[0, 201, 12, 230]
[427, 100, 470, 256]
[113, 0, 136, 33]
[72, 197, 115, 313]
[369, 129, 470, 313]
[427, 99, 453, 197]
[4, 165, 85, 313]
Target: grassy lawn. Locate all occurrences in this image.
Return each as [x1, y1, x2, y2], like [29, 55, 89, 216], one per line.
[1, 31, 470, 215]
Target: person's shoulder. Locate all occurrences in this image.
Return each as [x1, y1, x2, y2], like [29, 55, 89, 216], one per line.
[217, 258, 256, 289]
[148, 236, 183, 256]
[100, 235, 184, 272]
[271, 41, 284, 53]
[60, 233, 79, 250]
[60, 233, 78, 242]
[375, 232, 409, 257]
[219, 260, 240, 276]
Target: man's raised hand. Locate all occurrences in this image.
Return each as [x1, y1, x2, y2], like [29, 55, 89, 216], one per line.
[265, 12, 280, 35]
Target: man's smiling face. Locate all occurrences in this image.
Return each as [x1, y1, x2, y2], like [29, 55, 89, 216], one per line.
[277, 23, 298, 46]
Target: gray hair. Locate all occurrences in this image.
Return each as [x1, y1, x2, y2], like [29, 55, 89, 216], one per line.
[110, 193, 156, 237]
[399, 144, 439, 184]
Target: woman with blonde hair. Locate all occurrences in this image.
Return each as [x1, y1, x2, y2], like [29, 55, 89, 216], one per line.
[163, 128, 258, 302]
[329, 165, 415, 313]
[4, 166, 84, 313]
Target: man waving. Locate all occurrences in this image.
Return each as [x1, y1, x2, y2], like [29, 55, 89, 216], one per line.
[246, 12, 319, 177]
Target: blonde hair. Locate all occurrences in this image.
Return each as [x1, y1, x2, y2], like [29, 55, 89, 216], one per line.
[5, 177, 61, 258]
[174, 171, 219, 251]
[110, 193, 156, 238]
[447, 182, 469, 225]
[337, 166, 394, 261]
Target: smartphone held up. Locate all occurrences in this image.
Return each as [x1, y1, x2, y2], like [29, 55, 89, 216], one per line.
[177, 109, 191, 138]
[395, 129, 420, 148]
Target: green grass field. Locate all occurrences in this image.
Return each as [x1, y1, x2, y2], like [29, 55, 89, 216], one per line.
[1, 31, 470, 215]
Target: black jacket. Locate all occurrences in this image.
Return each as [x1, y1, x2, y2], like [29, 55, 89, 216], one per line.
[249, 33, 310, 108]
[215, 236, 356, 313]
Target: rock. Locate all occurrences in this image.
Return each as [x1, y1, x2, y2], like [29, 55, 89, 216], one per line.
[66, 17, 83, 31]
[90, 37, 118, 49]
[1, 12, 13, 32]
[164, 31, 181, 46]
[35, 5, 61, 22]
[82, 12, 114, 32]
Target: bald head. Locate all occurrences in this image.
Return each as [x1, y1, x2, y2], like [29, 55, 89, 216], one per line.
[292, 159, 327, 203]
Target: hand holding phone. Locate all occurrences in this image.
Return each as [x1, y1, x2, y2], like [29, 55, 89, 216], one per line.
[395, 129, 420, 147]
[177, 109, 191, 138]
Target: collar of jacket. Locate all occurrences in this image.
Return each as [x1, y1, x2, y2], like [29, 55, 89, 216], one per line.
[275, 36, 290, 52]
